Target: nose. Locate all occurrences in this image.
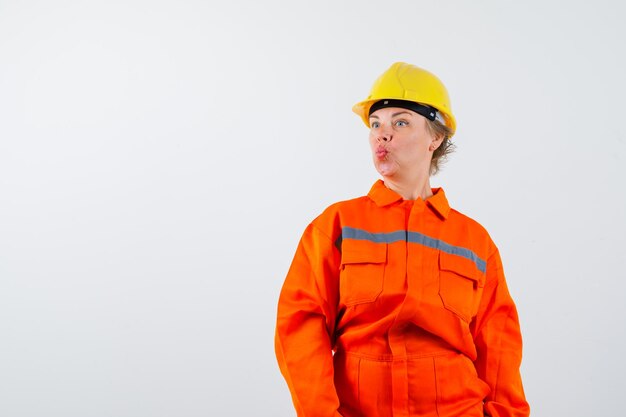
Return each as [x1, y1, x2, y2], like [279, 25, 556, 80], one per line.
[376, 124, 393, 142]
[377, 132, 392, 143]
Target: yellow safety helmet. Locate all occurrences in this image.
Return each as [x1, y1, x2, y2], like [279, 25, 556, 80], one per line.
[352, 62, 456, 137]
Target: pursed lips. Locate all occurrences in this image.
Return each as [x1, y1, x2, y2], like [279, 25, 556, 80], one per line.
[375, 146, 388, 159]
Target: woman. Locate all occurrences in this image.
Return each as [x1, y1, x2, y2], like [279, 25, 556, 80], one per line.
[275, 62, 530, 417]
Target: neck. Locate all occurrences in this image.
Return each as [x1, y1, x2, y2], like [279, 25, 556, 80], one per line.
[383, 171, 433, 201]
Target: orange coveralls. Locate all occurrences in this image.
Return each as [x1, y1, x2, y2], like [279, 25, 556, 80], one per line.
[275, 181, 530, 417]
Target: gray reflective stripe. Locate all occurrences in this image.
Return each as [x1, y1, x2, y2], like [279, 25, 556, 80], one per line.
[407, 232, 486, 273]
[342, 227, 486, 273]
[342, 227, 407, 244]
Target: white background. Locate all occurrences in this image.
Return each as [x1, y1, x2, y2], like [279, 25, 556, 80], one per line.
[1, 1, 625, 416]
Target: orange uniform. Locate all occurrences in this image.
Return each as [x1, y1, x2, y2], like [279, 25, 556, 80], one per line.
[275, 181, 530, 417]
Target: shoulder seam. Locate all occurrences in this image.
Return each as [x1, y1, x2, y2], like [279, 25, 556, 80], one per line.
[310, 221, 334, 243]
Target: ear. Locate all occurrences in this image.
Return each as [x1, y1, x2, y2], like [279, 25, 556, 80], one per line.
[429, 134, 444, 152]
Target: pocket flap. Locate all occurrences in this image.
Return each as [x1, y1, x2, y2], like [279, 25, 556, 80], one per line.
[341, 240, 387, 265]
[439, 251, 485, 286]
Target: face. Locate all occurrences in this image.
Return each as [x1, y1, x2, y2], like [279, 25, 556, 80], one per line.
[368, 107, 442, 179]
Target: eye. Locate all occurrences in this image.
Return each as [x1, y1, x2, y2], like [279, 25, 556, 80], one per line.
[370, 121, 380, 129]
[394, 120, 408, 127]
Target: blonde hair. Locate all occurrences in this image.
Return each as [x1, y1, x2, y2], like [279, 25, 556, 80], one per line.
[426, 119, 455, 176]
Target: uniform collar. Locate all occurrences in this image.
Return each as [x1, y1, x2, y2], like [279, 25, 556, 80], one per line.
[367, 180, 451, 219]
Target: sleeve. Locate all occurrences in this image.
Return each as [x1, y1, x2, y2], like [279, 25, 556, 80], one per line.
[471, 248, 530, 417]
[275, 222, 343, 417]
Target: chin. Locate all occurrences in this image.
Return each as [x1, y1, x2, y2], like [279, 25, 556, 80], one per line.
[376, 168, 396, 178]
[374, 160, 399, 178]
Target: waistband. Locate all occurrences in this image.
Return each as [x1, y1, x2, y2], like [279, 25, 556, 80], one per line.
[335, 348, 462, 362]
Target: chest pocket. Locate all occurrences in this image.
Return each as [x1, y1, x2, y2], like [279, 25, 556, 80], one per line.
[339, 240, 387, 307]
[438, 251, 485, 322]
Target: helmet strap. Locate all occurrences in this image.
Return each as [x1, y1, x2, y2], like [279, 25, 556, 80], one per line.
[369, 99, 438, 122]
